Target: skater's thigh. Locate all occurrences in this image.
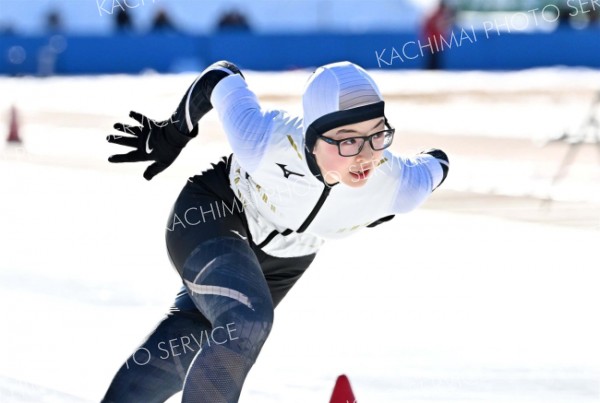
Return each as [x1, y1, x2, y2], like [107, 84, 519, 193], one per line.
[165, 176, 247, 273]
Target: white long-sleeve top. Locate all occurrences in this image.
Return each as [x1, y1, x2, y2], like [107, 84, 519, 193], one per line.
[211, 74, 446, 258]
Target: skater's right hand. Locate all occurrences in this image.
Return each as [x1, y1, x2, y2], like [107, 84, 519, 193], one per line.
[107, 111, 197, 181]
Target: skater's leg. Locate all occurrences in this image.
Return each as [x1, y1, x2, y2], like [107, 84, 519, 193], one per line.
[163, 159, 307, 401]
[101, 288, 212, 403]
[179, 237, 274, 403]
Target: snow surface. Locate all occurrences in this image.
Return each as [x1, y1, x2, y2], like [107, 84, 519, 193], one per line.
[0, 69, 599, 402]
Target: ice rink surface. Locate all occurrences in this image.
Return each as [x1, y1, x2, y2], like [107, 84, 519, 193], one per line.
[0, 68, 599, 402]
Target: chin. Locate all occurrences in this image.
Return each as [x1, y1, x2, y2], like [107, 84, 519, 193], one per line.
[342, 176, 370, 188]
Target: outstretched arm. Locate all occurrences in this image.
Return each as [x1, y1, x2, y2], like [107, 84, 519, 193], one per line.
[420, 148, 449, 191]
[387, 148, 449, 213]
[170, 61, 245, 136]
[175, 60, 284, 172]
[106, 61, 245, 180]
[207, 68, 282, 173]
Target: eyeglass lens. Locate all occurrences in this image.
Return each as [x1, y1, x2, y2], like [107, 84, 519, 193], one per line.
[339, 130, 394, 156]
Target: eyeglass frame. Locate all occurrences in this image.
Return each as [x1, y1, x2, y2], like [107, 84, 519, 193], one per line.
[315, 119, 395, 157]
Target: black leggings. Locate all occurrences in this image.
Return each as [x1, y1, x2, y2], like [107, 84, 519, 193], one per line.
[102, 157, 316, 403]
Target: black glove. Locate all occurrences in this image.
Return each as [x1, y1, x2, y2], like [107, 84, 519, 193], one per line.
[107, 110, 197, 180]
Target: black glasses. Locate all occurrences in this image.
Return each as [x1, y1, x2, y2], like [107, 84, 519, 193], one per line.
[317, 122, 395, 157]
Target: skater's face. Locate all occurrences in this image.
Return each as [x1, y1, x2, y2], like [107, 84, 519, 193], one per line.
[313, 117, 389, 188]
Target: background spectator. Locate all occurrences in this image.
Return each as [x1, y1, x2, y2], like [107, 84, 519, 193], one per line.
[46, 10, 62, 33]
[422, 0, 455, 70]
[152, 9, 177, 33]
[115, 9, 133, 33]
[217, 9, 251, 32]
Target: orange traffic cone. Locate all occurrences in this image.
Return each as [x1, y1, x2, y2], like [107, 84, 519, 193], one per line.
[7, 105, 22, 144]
[329, 374, 356, 403]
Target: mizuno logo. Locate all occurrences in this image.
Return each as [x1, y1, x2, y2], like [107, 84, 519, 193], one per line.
[145, 133, 153, 154]
[276, 163, 304, 179]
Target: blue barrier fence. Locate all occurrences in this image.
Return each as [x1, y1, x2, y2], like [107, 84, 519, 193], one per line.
[1, 30, 600, 75]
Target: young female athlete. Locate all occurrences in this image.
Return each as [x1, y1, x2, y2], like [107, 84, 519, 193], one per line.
[101, 60, 449, 402]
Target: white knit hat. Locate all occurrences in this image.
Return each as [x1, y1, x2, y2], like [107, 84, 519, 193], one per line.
[303, 61, 385, 151]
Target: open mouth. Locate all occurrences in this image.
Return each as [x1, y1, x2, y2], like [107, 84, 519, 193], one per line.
[349, 169, 371, 181]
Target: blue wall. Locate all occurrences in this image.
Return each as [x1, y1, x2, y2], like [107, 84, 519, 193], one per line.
[1, 30, 600, 75]
[444, 28, 600, 70]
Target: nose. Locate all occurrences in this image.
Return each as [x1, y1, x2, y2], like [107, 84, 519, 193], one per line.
[355, 140, 374, 162]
